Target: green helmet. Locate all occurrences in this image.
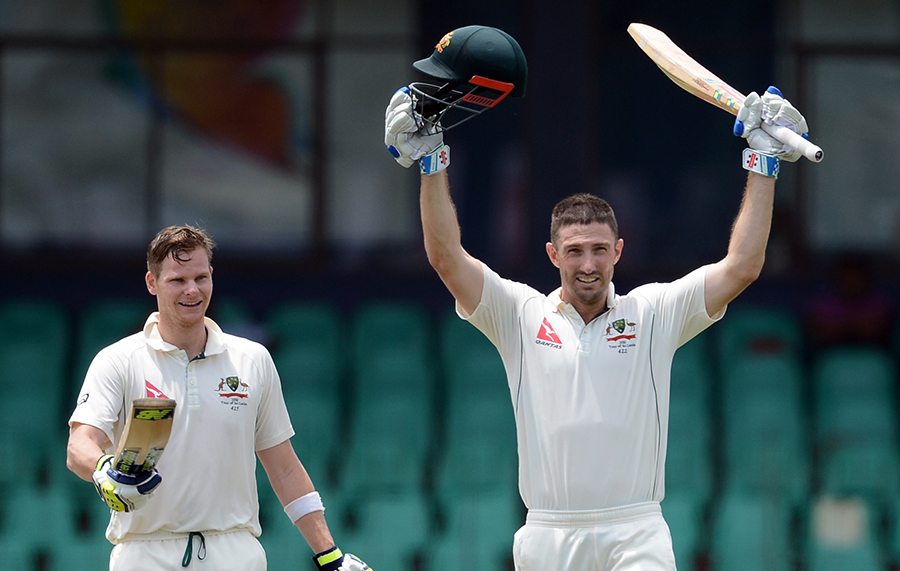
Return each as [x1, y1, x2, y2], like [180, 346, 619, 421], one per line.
[409, 25, 528, 131]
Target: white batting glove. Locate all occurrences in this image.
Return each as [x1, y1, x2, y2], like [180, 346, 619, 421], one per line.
[733, 86, 809, 162]
[92, 454, 162, 512]
[384, 86, 445, 169]
[314, 547, 372, 571]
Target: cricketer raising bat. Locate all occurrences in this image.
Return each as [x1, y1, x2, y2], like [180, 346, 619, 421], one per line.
[627, 23, 823, 163]
[113, 398, 176, 475]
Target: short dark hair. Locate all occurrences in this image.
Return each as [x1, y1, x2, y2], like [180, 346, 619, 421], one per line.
[146, 225, 216, 277]
[550, 193, 618, 245]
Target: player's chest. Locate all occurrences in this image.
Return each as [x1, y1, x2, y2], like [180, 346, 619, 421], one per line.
[130, 355, 261, 418]
[526, 306, 650, 361]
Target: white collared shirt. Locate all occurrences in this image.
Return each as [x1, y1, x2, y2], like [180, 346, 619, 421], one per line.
[463, 263, 720, 511]
[69, 313, 293, 542]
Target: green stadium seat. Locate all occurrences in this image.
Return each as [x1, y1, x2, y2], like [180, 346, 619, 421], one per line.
[351, 302, 433, 402]
[723, 397, 810, 502]
[341, 436, 426, 501]
[715, 306, 804, 367]
[434, 437, 517, 499]
[710, 490, 795, 571]
[671, 333, 714, 399]
[815, 399, 896, 447]
[721, 353, 805, 415]
[341, 491, 432, 571]
[820, 442, 900, 501]
[0, 541, 31, 570]
[0, 482, 79, 554]
[662, 492, 705, 570]
[280, 394, 340, 490]
[74, 298, 151, 382]
[666, 393, 713, 502]
[0, 299, 71, 456]
[275, 345, 343, 407]
[813, 346, 896, 408]
[806, 495, 883, 571]
[426, 489, 522, 571]
[266, 301, 341, 348]
[444, 394, 516, 447]
[440, 310, 508, 401]
[49, 533, 112, 571]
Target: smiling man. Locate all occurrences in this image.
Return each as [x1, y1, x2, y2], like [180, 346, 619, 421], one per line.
[66, 226, 370, 571]
[387, 71, 811, 568]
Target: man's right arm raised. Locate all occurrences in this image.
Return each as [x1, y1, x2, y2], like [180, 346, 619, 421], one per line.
[420, 170, 484, 317]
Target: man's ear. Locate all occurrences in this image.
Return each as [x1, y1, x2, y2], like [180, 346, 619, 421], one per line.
[145, 271, 157, 295]
[546, 242, 560, 268]
[614, 238, 624, 265]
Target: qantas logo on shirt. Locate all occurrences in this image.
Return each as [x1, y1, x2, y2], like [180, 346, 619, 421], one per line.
[535, 318, 563, 349]
[145, 380, 170, 399]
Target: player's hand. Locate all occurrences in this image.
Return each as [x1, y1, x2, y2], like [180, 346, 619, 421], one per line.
[92, 454, 162, 512]
[384, 86, 444, 168]
[313, 547, 372, 571]
[733, 86, 809, 162]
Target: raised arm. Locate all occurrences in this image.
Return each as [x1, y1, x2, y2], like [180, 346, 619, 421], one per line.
[704, 172, 775, 316]
[704, 86, 813, 317]
[420, 170, 484, 317]
[384, 87, 485, 316]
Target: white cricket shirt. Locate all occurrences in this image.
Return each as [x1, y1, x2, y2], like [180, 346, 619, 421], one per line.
[464, 263, 721, 511]
[69, 313, 294, 543]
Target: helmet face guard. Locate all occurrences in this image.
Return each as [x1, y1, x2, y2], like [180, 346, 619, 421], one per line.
[408, 75, 516, 132]
[409, 25, 527, 133]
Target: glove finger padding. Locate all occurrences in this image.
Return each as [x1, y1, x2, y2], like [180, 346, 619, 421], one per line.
[92, 455, 161, 512]
[734, 91, 761, 137]
[736, 87, 809, 162]
[390, 131, 444, 162]
[384, 85, 444, 168]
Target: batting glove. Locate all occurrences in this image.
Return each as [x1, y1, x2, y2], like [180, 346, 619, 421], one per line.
[92, 454, 162, 512]
[314, 547, 372, 571]
[384, 86, 448, 174]
[733, 86, 809, 162]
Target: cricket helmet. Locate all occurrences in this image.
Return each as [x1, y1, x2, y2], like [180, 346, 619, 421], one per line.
[409, 25, 528, 131]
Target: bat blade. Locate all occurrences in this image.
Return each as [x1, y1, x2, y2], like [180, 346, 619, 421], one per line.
[113, 398, 176, 475]
[627, 23, 823, 163]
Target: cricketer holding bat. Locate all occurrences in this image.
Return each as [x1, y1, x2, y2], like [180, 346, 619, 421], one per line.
[66, 226, 370, 571]
[385, 25, 812, 571]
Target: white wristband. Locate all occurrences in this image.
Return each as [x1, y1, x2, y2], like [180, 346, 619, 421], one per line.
[419, 144, 450, 175]
[284, 491, 325, 523]
[742, 148, 779, 178]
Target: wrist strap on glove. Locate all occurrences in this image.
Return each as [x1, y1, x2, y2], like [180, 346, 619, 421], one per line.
[419, 144, 450, 175]
[742, 148, 779, 179]
[96, 454, 113, 471]
[314, 546, 344, 571]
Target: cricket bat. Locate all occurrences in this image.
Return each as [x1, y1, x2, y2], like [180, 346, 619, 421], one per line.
[628, 23, 823, 163]
[112, 398, 176, 475]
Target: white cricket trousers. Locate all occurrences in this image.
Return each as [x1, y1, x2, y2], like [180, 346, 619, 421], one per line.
[513, 501, 677, 571]
[110, 529, 266, 570]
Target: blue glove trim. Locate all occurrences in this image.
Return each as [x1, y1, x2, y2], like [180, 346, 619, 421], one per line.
[419, 144, 450, 175]
[387, 145, 400, 158]
[733, 118, 745, 137]
[742, 148, 779, 178]
[766, 85, 782, 96]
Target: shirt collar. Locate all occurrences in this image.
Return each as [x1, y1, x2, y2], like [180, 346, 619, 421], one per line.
[549, 282, 618, 314]
[142, 312, 227, 356]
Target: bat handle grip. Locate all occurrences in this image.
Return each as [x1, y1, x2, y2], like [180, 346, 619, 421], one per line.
[761, 123, 823, 163]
